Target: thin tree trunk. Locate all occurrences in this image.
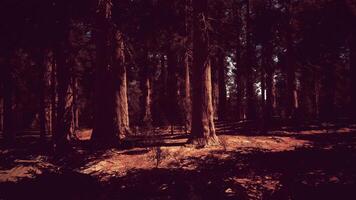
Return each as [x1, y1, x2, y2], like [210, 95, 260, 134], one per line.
[217, 50, 227, 121]
[140, 51, 152, 127]
[350, 30, 356, 120]
[184, 0, 192, 132]
[183, 51, 192, 132]
[51, 53, 57, 136]
[190, 0, 218, 146]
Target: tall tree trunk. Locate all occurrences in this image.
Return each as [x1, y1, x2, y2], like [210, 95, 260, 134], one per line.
[262, 40, 274, 127]
[211, 56, 219, 119]
[38, 52, 46, 141]
[190, 0, 218, 146]
[140, 51, 153, 127]
[51, 54, 57, 136]
[183, 0, 192, 132]
[285, 3, 299, 122]
[54, 42, 73, 149]
[245, 0, 257, 121]
[350, 30, 356, 120]
[320, 59, 336, 122]
[217, 50, 227, 121]
[2, 54, 14, 144]
[113, 31, 130, 138]
[183, 51, 192, 132]
[167, 49, 179, 126]
[0, 97, 3, 133]
[91, 0, 118, 146]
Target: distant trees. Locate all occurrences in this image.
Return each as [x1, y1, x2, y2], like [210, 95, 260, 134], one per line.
[0, 0, 355, 148]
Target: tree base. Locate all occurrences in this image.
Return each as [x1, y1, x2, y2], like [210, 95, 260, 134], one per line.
[187, 135, 220, 148]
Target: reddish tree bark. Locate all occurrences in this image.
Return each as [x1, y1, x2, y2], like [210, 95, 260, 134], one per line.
[190, 0, 218, 146]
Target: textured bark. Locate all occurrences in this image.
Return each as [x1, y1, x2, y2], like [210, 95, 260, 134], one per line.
[211, 56, 219, 119]
[91, 0, 118, 146]
[113, 31, 130, 138]
[190, 0, 218, 146]
[183, 51, 192, 132]
[183, 0, 192, 132]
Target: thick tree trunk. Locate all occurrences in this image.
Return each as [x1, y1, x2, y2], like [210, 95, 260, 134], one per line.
[91, 0, 118, 146]
[190, 0, 218, 146]
[217, 50, 227, 121]
[113, 31, 130, 138]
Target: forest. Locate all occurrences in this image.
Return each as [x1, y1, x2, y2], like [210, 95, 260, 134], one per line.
[0, 0, 356, 199]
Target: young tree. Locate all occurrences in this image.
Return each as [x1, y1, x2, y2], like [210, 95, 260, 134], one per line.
[190, 0, 219, 146]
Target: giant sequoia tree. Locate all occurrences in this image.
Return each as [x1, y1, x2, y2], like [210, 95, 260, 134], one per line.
[190, 0, 219, 146]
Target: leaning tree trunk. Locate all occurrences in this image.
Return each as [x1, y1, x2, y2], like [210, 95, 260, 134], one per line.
[190, 0, 218, 146]
[113, 31, 130, 138]
[91, 0, 118, 146]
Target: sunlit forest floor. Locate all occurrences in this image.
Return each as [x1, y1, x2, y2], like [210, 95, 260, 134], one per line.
[1, 122, 356, 199]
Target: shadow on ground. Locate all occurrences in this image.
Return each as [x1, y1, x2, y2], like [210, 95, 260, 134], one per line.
[1, 124, 356, 200]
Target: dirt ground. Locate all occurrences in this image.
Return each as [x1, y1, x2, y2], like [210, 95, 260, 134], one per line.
[1, 124, 356, 199]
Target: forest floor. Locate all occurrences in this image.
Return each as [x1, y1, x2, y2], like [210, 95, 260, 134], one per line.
[1, 122, 356, 199]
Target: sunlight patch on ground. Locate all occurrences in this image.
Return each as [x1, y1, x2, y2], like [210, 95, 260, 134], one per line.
[0, 156, 56, 182]
[78, 135, 310, 180]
